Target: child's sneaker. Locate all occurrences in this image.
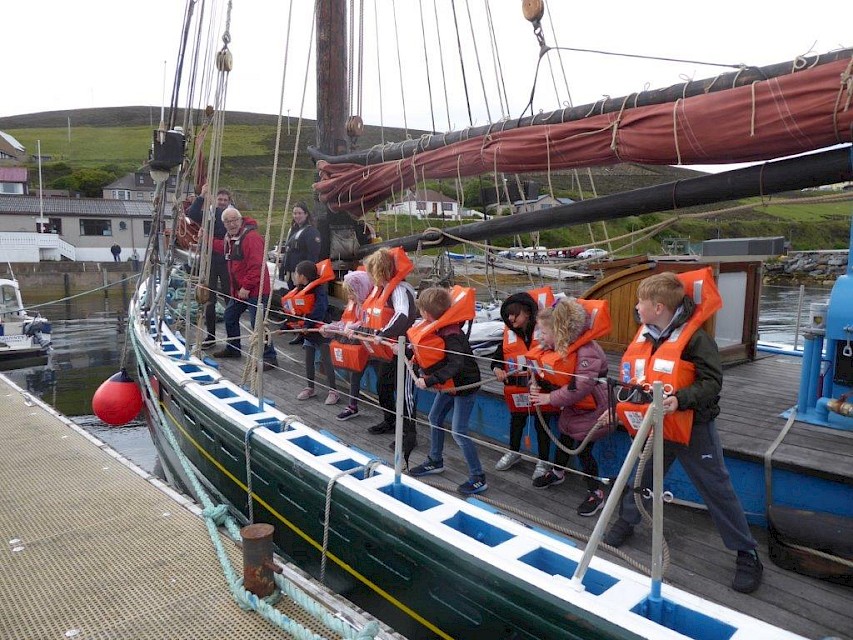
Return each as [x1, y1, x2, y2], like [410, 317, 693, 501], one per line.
[458, 475, 488, 495]
[336, 406, 359, 421]
[495, 451, 521, 471]
[532, 469, 565, 489]
[297, 387, 316, 401]
[324, 390, 340, 405]
[409, 458, 444, 476]
[577, 489, 605, 516]
[532, 460, 550, 480]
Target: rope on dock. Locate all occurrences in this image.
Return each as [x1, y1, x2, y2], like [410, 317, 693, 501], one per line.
[130, 333, 379, 640]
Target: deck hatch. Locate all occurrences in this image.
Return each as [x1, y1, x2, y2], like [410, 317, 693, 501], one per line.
[441, 511, 515, 547]
[330, 458, 374, 480]
[289, 435, 335, 457]
[519, 547, 617, 595]
[631, 597, 736, 640]
[209, 387, 238, 399]
[378, 483, 442, 512]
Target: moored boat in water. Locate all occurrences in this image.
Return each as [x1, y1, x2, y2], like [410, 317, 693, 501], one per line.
[0, 276, 51, 363]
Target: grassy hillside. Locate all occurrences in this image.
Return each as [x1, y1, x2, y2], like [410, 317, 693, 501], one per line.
[2, 107, 850, 252]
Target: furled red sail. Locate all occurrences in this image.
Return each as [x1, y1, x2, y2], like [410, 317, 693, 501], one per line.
[315, 56, 853, 213]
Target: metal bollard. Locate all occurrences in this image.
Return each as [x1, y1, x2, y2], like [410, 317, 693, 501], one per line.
[241, 523, 281, 597]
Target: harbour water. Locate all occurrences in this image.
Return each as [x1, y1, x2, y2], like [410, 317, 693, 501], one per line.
[1, 281, 835, 475]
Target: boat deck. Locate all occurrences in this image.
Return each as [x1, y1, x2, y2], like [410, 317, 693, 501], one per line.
[210, 338, 853, 640]
[0, 375, 396, 640]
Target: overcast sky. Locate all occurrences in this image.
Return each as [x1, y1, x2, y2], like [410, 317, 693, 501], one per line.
[5, 0, 849, 170]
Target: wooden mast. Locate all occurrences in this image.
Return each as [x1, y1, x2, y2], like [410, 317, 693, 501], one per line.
[315, 0, 348, 258]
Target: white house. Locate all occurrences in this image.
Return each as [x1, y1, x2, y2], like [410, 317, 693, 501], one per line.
[103, 171, 181, 203]
[386, 188, 460, 220]
[511, 194, 574, 215]
[0, 195, 153, 262]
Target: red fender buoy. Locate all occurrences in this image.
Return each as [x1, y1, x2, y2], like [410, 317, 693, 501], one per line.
[92, 369, 144, 426]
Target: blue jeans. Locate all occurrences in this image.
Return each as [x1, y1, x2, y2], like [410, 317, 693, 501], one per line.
[428, 392, 482, 478]
[223, 295, 276, 361]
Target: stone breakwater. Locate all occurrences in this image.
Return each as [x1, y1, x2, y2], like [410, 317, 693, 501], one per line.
[763, 251, 849, 284]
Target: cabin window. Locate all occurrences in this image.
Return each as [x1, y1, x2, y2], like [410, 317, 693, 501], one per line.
[143, 221, 153, 236]
[80, 219, 112, 236]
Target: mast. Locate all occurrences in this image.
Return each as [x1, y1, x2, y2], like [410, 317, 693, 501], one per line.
[357, 146, 853, 256]
[315, 0, 349, 259]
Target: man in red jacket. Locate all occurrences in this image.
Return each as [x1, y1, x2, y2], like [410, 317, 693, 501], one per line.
[212, 207, 277, 369]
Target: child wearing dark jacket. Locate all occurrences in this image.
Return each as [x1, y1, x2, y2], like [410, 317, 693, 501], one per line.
[407, 287, 487, 495]
[290, 260, 339, 405]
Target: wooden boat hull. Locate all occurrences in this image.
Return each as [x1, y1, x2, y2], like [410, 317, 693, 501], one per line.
[129, 280, 807, 640]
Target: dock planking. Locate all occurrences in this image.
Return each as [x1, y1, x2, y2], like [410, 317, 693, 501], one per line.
[0, 374, 396, 640]
[207, 334, 852, 640]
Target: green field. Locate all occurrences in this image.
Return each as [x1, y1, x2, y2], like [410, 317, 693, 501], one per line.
[4, 107, 851, 252]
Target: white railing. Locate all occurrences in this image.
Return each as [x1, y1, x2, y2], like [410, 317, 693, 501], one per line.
[0, 232, 76, 261]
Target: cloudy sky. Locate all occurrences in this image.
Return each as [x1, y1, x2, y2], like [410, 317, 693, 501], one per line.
[5, 0, 849, 155]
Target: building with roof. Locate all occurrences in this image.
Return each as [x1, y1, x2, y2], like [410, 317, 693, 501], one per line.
[385, 188, 460, 220]
[511, 194, 575, 215]
[0, 132, 26, 162]
[0, 195, 153, 262]
[0, 168, 28, 195]
[103, 171, 181, 203]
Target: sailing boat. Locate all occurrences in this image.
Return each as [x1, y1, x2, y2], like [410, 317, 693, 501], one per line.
[127, 2, 852, 638]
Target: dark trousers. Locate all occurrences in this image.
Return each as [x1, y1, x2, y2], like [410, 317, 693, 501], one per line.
[618, 419, 756, 551]
[554, 435, 600, 492]
[205, 258, 230, 338]
[373, 356, 416, 435]
[304, 340, 337, 391]
[348, 368, 365, 409]
[508, 412, 555, 462]
[223, 295, 276, 361]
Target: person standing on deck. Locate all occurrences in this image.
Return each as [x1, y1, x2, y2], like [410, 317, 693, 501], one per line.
[605, 270, 763, 594]
[360, 247, 418, 457]
[280, 202, 321, 345]
[491, 289, 558, 481]
[187, 184, 232, 348]
[211, 207, 277, 370]
[528, 299, 613, 516]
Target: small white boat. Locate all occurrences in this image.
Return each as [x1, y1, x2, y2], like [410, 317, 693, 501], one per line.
[0, 277, 51, 362]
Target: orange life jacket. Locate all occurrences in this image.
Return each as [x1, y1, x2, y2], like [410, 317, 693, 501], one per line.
[329, 298, 369, 372]
[526, 299, 612, 412]
[500, 286, 554, 412]
[280, 259, 335, 328]
[407, 286, 475, 391]
[616, 267, 723, 445]
[361, 248, 414, 361]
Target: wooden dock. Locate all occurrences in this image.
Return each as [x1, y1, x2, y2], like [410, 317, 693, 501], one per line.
[207, 337, 853, 640]
[0, 375, 397, 640]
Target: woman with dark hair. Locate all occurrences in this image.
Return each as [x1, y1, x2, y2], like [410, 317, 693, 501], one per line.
[280, 202, 321, 287]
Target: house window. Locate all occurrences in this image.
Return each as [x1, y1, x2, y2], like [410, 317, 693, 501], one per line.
[441, 202, 453, 211]
[416, 201, 427, 211]
[112, 190, 131, 200]
[80, 219, 112, 236]
[136, 191, 145, 199]
[49, 218, 62, 234]
[143, 221, 153, 236]
[1, 183, 21, 194]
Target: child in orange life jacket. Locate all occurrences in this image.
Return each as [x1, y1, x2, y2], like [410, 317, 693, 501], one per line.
[290, 260, 339, 405]
[319, 270, 373, 420]
[528, 300, 611, 516]
[603, 270, 763, 594]
[360, 248, 417, 444]
[407, 287, 487, 495]
[491, 292, 558, 480]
